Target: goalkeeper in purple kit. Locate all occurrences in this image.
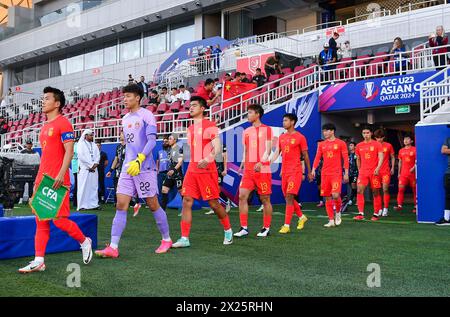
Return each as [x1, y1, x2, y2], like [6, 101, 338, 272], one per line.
[95, 84, 172, 257]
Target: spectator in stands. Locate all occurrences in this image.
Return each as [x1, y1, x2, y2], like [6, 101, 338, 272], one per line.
[233, 72, 242, 82]
[319, 42, 337, 82]
[159, 87, 169, 104]
[240, 72, 250, 83]
[128, 74, 136, 84]
[265, 53, 282, 77]
[204, 46, 212, 74]
[338, 40, 352, 59]
[212, 44, 222, 72]
[195, 78, 221, 106]
[176, 85, 191, 102]
[7, 88, 13, 104]
[213, 78, 223, 94]
[149, 90, 160, 105]
[96, 140, 109, 204]
[137, 76, 149, 98]
[329, 32, 339, 52]
[224, 73, 232, 83]
[169, 87, 179, 103]
[429, 25, 448, 71]
[390, 37, 408, 74]
[252, 68, 267, 87]
[21, 140, 36, 154]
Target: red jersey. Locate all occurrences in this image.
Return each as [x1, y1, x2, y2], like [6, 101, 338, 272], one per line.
[195, 86, 212, 102]
[187, 118, 218, 174]
[355, 140, 383, 175]
[37, 115, 74, 186]
[243, 124, 273, 173]
[313, 138, 349, 176]
[278, 131, 308, 173]
[379, 142, 394, 174]
[398, 146, 416, 176]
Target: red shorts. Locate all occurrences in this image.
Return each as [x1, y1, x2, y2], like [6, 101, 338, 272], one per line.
[379, 172, 391, 186]
[357, 173, 381, 189]
[182, 171, 220, 200]
[32, 177, 71, 218]
[240, 170, 272, 195]
[320, 174, 342, 197]
[282, 172, 302, 196]
[399, 174, 416, 187]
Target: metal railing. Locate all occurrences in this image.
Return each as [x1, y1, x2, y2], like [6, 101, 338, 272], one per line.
[396, 0, 446, 14]
[420, 66, 450, 121]
[346, 9, 391, 24]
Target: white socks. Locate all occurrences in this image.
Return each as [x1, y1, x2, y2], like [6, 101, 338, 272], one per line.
[445, 210, 450, 221]
[34, 256, 44, 264]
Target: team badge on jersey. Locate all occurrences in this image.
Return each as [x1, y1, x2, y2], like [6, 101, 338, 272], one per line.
[370, 146, 374, 151]
[128, 123, 133, 128]
[135, 122, 140, 129]
[291, 139, 295, 144]
[48, 128, 54, 136]
[334, 144, 338, 150]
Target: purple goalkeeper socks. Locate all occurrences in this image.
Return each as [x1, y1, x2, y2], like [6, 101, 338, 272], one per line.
[111, 209, 127, 248]
[153, 207, 171, 241]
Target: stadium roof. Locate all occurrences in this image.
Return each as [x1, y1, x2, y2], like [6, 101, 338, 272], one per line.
[0, 0, 32, 25]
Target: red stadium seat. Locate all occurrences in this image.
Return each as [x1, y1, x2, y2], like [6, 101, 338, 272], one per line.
[156, 103, 168, 113]
[169, 102, 181, 112]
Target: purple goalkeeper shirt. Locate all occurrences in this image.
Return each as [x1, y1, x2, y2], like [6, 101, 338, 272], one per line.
[122, 107, 157, 172]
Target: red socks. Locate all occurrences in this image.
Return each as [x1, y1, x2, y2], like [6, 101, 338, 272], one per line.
[357, 193, 365, 214]
[325, 200, 334, 220]
[263, 214, 272, 229]
[293, 200, 303, 217]
[373, 195, 382, 215]
[334, 198, 342, 213]
[220, 215, 231, 231]
[285, 205, 294, 225]
[53, 218, 85, 243]
[35, 219, 50, 257]
[240, 213, 248, 228]
[397, 188, 405, 206]
[181, 220, 191, 238]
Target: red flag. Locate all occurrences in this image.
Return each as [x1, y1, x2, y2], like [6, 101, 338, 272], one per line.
[222, 81, 257, 109]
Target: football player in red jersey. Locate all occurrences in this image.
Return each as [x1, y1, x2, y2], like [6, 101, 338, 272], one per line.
[270, 113, 312, 233]
[19, 87, 93, 273]
[235, 104, 274, 238]
[394, 134, 417, 213]
[172, 96, 233, 248]
[373, 129, 395, 217]
[353, 127, 384, 221]
[312, 123, 349, 228]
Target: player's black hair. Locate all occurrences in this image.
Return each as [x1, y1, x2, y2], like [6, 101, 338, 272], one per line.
[247, 104, 264, 119]
[373, 128, 385, 138]
[256, 68, 261, 72]
[349, 141, 357, 146]
[43, 86, 66, 112]
[234, 72, 241, 78]
[361, 125, 373, 133]
[122, 84, 144, 101]
[162, 86, 168, 90]
[322, 123, 336, 131]
[205, 78, 215, 86]
[190, 96, 208, 109]
[283, 113, 298, 124]
[404, 133, 414, 141]
[179, 85, 185, 89]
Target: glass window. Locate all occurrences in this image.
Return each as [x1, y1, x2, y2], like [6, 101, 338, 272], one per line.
[85, 47, 103, 69]
[120, 35, 141, 62]
[144, 30, 166, 56]
[12, 68, 23, 86]
[170, 22, 195, 50]
[50, 56, 67, 77]
[23, 65, 36, 84]
[66, 53, 84, 74]
[104, 41, 117, 65]
[37, 61, 50, 81]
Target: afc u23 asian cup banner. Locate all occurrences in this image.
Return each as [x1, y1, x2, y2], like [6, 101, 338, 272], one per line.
[319, 70, 443, 112]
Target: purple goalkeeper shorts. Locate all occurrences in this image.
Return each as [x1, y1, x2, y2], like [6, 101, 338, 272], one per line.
[117, 171, 158, 198]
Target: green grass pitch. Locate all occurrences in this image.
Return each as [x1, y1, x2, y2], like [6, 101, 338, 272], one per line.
[1, 202, 449, 297]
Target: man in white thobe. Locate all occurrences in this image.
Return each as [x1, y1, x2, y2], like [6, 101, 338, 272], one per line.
[77, 129, 100, 210]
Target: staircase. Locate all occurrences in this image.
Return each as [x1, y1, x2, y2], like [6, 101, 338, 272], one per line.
[420, 66, 450, 123]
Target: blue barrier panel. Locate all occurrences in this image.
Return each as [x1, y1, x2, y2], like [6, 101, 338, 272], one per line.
[0, 213, 97, 260]
[416, 123, 450, 223]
